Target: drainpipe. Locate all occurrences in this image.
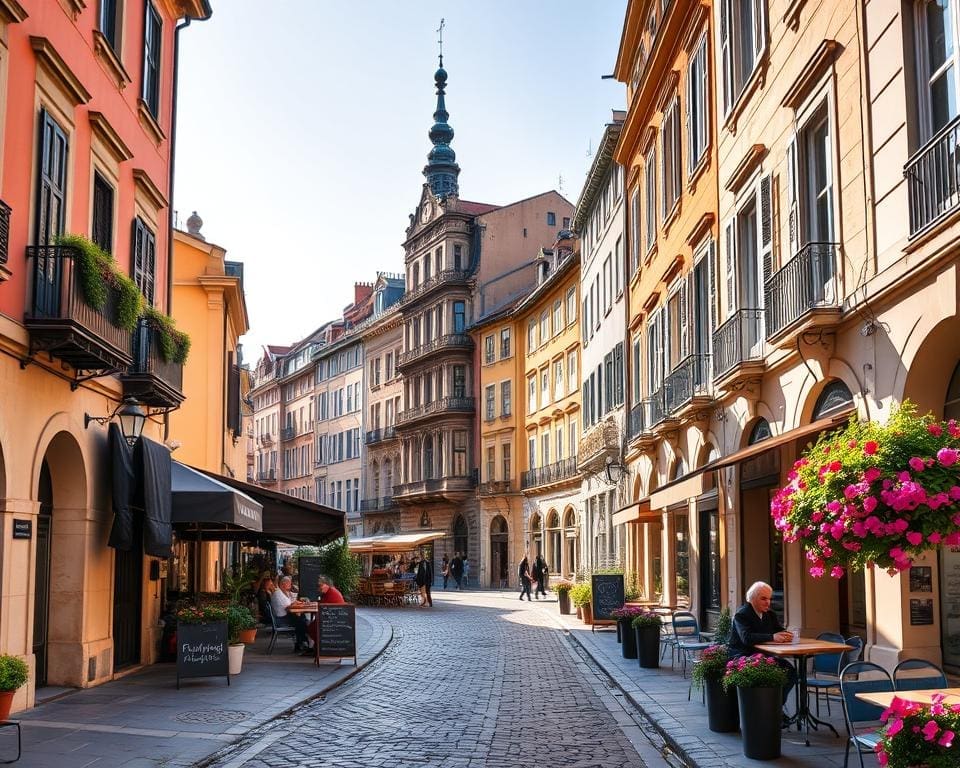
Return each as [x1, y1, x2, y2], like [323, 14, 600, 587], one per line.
[164, 7, 213, 441]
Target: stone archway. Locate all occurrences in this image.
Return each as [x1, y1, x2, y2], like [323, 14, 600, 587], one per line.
[545, 510, 561, 576]
[490, 515, 508, 588]
[562, 506, 578, 578]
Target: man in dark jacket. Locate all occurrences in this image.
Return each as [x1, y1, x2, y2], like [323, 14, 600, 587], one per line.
[729, 581, 797, 706]
[415, 557, 434, 607]
[518, 556, 532, 601]
[532, 555, 548, 599]
[449, 553, 464, 590]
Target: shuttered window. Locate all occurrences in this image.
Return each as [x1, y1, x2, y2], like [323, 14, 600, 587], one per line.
[92, 172, 114, 253]
[99, 0, 120, 51]
[36, 109, 68, 247]
[720, 0, 767, 114]
[644, 150, 657, 252]
[142, 2, 162, 117]
[132, 217, 156, 306]
[686, 33, 710, 174]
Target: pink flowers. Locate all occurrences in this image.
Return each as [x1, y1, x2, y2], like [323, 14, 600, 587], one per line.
[876, 692, 959, 765]
[864, 441, 878, 455]
[909, 457, 926, 472]
[938, 447, 959, 467]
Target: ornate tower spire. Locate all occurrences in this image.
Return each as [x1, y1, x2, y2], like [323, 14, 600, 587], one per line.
[423, 18, 460, 200]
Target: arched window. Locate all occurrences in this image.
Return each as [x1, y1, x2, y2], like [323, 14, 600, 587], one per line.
[945, 362, 960, 421]
[672, 457, 687, 480]
[749, 418, 771, 444]
[813, 380, 854, 419]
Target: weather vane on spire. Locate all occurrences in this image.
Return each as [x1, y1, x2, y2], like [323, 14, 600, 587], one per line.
[437, 18, 445, 67]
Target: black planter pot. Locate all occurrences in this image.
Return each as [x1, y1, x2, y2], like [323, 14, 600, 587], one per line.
[620, 619, 638, 659]
[737, 686, 782, 760]
[635, 624, 660, 668]
[704, 677, 739, 733]
[558, 592, 571, 615]
[616, 619, 622, 643]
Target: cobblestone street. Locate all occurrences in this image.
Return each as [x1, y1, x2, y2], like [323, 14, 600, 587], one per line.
[202, 592, 667, 768]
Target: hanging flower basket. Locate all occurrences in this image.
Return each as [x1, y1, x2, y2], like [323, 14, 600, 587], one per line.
[771, 403, 960, 579]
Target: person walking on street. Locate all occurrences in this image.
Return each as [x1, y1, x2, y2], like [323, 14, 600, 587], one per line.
[441, 554, 450, 590]
[518, 555, 532, 601]
[461, 557, 470, 590]
[450, 553, 464, 590]
[416, 557, 434, 607]
[532, 555, 548, 599]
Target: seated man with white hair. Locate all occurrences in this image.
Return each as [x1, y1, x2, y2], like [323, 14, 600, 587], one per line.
[270, 575, 309, 652]
[728, 581, 798, 711]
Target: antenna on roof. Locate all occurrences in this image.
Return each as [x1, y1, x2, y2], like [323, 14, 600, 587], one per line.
[586, 139, 593, 159]
[558, 174, 564, 194]
[437, 17, 445, 67]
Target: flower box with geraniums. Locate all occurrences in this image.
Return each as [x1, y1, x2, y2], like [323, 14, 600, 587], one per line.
[771, 403, 960, 579]
[691, 645, 738, 733]
[723, 654, 789, 760]
[875, 692, 959, 768]
[0, 654, 28, 720]
[630, 610, 663, 669]
[553, 579, 575, 615]
[610, 606, 647, 660]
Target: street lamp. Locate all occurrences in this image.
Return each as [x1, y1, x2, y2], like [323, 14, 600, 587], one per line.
[604, 455, 624, 485]
[85, 397, 147, 446]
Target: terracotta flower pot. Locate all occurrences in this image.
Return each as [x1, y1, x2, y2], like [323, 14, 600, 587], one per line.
[581, 603, 593, 625]
[0, 691, 14, 721]
[238, 628, 257, 644]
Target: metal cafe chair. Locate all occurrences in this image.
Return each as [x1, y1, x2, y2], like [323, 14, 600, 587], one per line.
[671, 611, 711, 678]
[839, 661, 893, 768]
[806, 631, 846, 716]
[892, 658, 948, 691]
[264, 601, 297, 655]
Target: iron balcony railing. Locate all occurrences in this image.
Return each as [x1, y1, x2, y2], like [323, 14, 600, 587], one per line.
[393, 475, 476, 496]
[256, 469, 277, 482]
[648, 387, 668, 426]
[129, 319, 184, 393]
[399, 268, 470, 307]
[763, 242, 838, 339]
[359, 496, 394, 512]
[663, 354, 712, 413]
[521, 457, 579, 490]
[365, 425, 397, 445]
[396, 396, 475, 426]
[281, 426, 297, 441]
[906, 114, 960, 236]
[260, 432, 274, 446]
[0, 200, 10, 265]
[628, 400, 652, 440]
[713, 308, 764, 379]
[398, 332, 473, 367]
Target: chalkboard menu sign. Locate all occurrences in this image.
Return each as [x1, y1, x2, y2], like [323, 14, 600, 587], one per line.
[298, 557, 323, 601]
[315, 603, 357, 664]
[177, 620, 229, 688]
[591, 574, 625, 622]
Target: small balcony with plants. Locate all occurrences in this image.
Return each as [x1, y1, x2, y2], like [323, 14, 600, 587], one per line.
[763, 241, 840, 346]
[120, 312, 188, 409]
[577, 417, 621, 475]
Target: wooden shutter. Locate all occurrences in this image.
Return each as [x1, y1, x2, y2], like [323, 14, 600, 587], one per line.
[132, 217, 156, 306]
[614, 341, 624, 406]
[686, 66, 694, 176]
[753, 0, 767, 62]
[758, 173, 773, 284]
[678, 278, 689, 361]
[720, 0, 732, 114]
[36, 109, 68, 247]
[227, 352, 241, 435]
[699, 39, 710, 159]
[786, 137, 800, 260]
[708, 238, 717, 336]
[724, 219, 737, 316]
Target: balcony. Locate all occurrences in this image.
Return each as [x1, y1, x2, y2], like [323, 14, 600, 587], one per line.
[256, 468, 277, 484]
[663, 354, 713, 417]
[521, 457, 580, 491]
[260, 432, 274, 447]
[399, 268, 470, 310]
[281, 426, 297, 442]
[365, 425, 397, 445]
[577, 418, 621, 474]
[478, 480, 512, 496]
[25, 246, 132, 375]
[393, 475, 476, 503]
[0, 200, 10, 277]
[314, 462, 327, 477]
[906, 115, 960, 237]
[627, 400, 657, 449]
[120, 319, 185, 408]
[396, 396, 475, 428]
[359, 496, 394, 512]
[764, 242, 840, 344]
[712, 308, 765, 389]
[398, 332, 473, 369]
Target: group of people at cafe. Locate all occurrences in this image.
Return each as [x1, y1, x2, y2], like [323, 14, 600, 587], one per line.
[253, 568, 345, 654]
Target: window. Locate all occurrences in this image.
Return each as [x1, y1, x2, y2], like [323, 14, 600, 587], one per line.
[567, 349, 578, 395]
[594, 275, 601, 330]
[568, 420, 578, 453]
[723, 176, 771, 348]
[423, 254, 432, 282]
[453, 301, 466, 332]
[614, 342, 625, 406]
[502, 443, 511, 480]
[500, 327, 511, 358]
[794, 105, 834, 246]
[566, 286, 576, 326]
[562, 216, 570, 229]
[604, 352, 614, 413]
[720, 0, 767, 114]
[632, 335, 642, 402]
[603, 254, 612, 312]
[547, 211, 556, 226]
[501, 380, 511, 415]
[541, 432, 550, 466]
[454, 243, 463, 270]
[484, 334, 495, 364]
[453, 365, 466, 398]
[687, 33, 710, 174]
[133, 217, 156, 306]
[667, 283, 687, 370]
[916, 2, 958, 140]
[91, 172, 114, 253]
[614, 236, 623, 296]
[142, 2, 162, 117]
[661, 96, 681, 220]
[36, 110, 68, 246]
[385, 351, 394, 380]
[552, 300, 562, 335]
[644, 150, 657, 252]
[99, 0, 120, 51]
[553, 359, 564, 401]
[527, 375, 537, 414]
[540, 367, 549, 405]
[527, 319, 537, 352]
[486, 445, 496, 480]
[485, 384, 496, 420]
[555, 427, 564, 461]
[374, 357, 381, 386]
[528, 436, 537, 469]
[453, 431, 467, 475]
[539, 311, 549, 346]
[647, 307, 667, 395]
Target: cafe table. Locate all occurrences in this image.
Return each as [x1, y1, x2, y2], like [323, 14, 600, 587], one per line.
[754, 637, 853, 746]
[855, 688, 960, 708]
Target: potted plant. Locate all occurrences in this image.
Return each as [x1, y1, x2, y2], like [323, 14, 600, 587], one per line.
[723, 653, 789, 760]
[876, 691, 959, 768]
[0, 655, 28, 720]
[713, 605, 732, 645]
[771, 403, 960, 578]
[631, 610, 663, 668]
[553, 579, 575, 614]
[610, 606, 646, 660]
[570, 582, 592, 624]
[691, 644, 738, 733]
[226, 604, 256, 674]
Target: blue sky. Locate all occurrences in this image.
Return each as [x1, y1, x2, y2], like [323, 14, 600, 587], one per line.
[174, 1, 627, 357]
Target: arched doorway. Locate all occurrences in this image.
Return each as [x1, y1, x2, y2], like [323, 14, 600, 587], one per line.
[562, 506, 578, 578]
[546, 510, 561, 575]
[453, 514, 468, 559]
[490, 515, 508, 588]
[529, 512, 543, 558]
[33, 460, 52, 687]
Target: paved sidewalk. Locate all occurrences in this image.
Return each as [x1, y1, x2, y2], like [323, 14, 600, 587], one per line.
[531, 596, 858, 768]
[7, 611, 392, 768]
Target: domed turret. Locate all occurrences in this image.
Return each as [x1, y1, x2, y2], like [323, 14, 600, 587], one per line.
[423, 58, 460, 199]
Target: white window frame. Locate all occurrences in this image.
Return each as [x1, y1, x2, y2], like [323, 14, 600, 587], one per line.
[644, 149, 657, 253]
[913, 0, 960, 142]
[720, 0, 768, 114]
[686, 32, 710, 175]
[661, 95, 681, 221]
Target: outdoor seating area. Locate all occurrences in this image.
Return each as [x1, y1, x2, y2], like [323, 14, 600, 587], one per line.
[354, 577, 419, 607]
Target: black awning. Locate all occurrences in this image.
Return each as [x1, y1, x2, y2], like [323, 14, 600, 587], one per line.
[171, 462, 263, 533]
[175, 467, 345, 547]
